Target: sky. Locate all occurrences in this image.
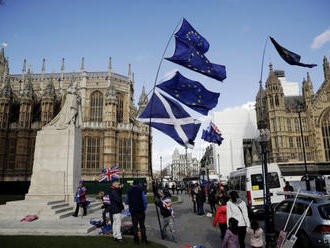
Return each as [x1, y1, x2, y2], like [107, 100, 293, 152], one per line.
[1, 0, 329, 171]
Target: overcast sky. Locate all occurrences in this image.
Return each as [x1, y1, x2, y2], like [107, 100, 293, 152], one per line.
[1, 0, 329, 171]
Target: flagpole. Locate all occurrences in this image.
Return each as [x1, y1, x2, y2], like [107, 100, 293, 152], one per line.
[147, 18, 182, 240]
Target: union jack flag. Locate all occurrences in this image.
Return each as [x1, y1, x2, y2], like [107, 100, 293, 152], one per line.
[102, 195, 111, 205]
[99, 166, 120, 182]
[162, 197, 174, 216]
[210, 122, 221, 135]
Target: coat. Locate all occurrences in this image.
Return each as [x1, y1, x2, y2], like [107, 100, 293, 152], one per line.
[213, 205, 227, 226]
[222, 229, 239, 248]
[108, 186, 124, 214]
[75, 186, 86, 203]
[226, 199, 250, 227]
[125, 185, 147, 214]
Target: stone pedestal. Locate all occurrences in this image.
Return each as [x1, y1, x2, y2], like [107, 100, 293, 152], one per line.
[25, 125, 81, 203]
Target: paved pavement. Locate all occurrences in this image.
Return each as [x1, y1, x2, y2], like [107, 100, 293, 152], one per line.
[145, 193, 254, 248]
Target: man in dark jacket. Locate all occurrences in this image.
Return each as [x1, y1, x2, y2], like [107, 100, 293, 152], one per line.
[125, 180, 148, 244]
[108, 180, 124, 242]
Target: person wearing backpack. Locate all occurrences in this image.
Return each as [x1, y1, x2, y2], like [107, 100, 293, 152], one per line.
[226, 191, 250, 248]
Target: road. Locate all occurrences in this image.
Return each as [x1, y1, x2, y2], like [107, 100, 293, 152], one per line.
[146, 193, 261, 248]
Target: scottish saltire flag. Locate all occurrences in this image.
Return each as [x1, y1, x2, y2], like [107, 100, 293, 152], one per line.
[270, 37, 317, 68]
[165, 37, 226, 81]
[99, 166, 120, 182]
[175, 18, 209, 54]
[201, 122, 224, 145]
[137, 90, 201, 148]
[157, 71, 219, 116]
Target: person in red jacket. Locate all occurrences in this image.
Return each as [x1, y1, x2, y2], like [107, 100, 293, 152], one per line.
[213, 198, 227, 240]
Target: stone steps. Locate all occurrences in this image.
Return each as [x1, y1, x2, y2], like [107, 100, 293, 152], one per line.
[58, 200, 103, 219]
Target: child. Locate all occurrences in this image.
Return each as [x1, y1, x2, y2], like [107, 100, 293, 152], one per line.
[222, 217, 239, 248]
[99, 191, 112, 226]
[246, 220, 264, 248]
[212, 198, 227, 240]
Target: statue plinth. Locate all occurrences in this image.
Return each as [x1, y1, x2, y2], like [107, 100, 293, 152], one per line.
[25, 125, 81, 203]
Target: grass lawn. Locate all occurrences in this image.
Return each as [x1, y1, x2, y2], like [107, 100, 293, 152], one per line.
[0, 195, 25, 205]
[0, 236, 167, 248]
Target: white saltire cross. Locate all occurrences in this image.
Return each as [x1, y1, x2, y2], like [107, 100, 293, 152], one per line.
[137, 90, 201, 148]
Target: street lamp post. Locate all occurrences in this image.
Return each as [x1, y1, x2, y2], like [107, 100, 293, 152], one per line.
[296, 103, 311, 191]
[258, 120, 275, 248]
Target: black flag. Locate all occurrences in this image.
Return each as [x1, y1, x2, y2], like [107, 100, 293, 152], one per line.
[270, 37, 317, 68]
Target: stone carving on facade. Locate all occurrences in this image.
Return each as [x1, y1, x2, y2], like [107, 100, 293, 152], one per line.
[43, 79, 56, 97]
[21, 76, 34, 98]
[46, 81, 82, 129]
[0, 75, 13, 98]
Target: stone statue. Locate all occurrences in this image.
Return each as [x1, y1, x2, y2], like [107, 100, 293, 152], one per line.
[46, 82, 82, 130]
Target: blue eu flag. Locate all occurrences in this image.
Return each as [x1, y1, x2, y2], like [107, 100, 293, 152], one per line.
[270, 37, 317, 68]
[165, 37, 226, 82]
[137, 90, 201, 148]
[175, 18, 210, 54]
[157, 71, 219, 116]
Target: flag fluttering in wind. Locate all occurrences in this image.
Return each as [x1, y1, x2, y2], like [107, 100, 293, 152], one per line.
[99, 166, 120, 182]
[270, 37, 317, 68]
[157, 71, 219, 116]
[175, 18, 210, 54]
[137, 90, 201, 148]
[166, 37, 226, 82]
[201, 122, 224, 145]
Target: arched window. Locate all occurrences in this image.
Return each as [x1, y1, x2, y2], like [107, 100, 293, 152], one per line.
[321, 110, 330, 161]
[275, 95, 279, 106]
[90, 91, 103, 122]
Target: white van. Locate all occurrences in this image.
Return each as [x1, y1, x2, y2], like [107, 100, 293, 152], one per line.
[228, 163, 285, 214]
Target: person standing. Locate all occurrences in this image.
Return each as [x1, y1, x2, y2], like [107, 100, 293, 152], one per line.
[108, 180, 124, 242]
[191, 183, 198, 213]
[171, 184, 176, 195]
[99, 192, 112, 226]
[125, 180, 148, 245]
[213, 198, 227, 240]
[222, 217, 240, 248]
[226, 191, 250, 248]
[246, 219, 264, 248]
[156, 189, 177, 242]
[196, 185, 206, 215]
[208, 184, 217, 214]
[73, 180, 87, 217]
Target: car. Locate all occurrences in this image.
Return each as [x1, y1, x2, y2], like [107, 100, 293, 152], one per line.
[273, 192, 330, 248]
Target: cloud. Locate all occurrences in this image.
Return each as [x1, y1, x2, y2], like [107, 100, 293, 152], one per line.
[222, 101, 255, 112]
[311, 27, 330, 49]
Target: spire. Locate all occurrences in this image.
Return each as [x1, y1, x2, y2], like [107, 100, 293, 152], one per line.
[27, 64, 32, 74]
[138, 86, 148, 107]
[22, 59, 26, 73]
[108, 57, 112, 74]
[128, 63, 131, 80]
[323, 56, 329, 81]
[132, 72, 135, 83]
[306, 72, 311, 83]
[0, 48, 4, 59]
[22, 70, 34, 98]
[61, 58, 65, 79]
[265, 63, 280, 89]
[81, 57, 85, 72]
[43, 78, 56, 97]
[0, 62, 12, 98]
[269, 63, 273, 72]
[41, 58, 46, 73]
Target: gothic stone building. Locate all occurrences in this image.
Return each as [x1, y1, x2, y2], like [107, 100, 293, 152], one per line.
[256, 56, 330, 165]
[0, 48, 151, 182]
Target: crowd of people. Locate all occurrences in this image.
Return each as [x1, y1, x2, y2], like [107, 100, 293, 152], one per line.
[74, 179, 264, 247]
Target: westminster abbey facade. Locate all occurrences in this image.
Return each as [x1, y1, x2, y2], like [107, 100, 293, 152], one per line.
[0, 48, 151, 182]
[256, 56, 330, 164]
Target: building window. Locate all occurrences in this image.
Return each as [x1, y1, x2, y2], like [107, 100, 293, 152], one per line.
[287, 118, 292, 132]
[289, 137, 294, 148]
[296, 137, 301, 148]
[280, 136, 283, 148]
[119, 138, 131, 169]
[117, 94, 124, 123]
[298, 153, 303, 161]
[321, 110, 330, 161]
[304, 136, 310, 148]
[290, 153, 295, 159]
[90, 91, 103, 122]
[82, 136, 101, 169]
[302, 118, 307, 131]
[274, 137, 278, 148]
[269, 97, 274, 109]
[294, 118, 300, 132]
[275, 95, 279, 106]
